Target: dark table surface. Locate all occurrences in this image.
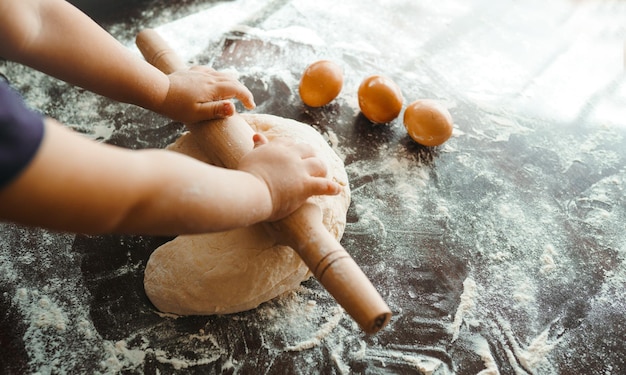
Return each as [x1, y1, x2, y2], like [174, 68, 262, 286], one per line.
[1, 0, 625, 374]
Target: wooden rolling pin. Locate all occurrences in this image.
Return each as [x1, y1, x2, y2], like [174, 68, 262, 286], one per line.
[136, 29, 391, 334]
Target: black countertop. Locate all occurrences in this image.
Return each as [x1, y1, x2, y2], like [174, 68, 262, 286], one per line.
[1, 0, 625, 373]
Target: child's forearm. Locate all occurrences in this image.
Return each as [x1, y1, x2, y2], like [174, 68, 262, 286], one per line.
[0, 119, 272, 235]
[0, 0, 168, 113]
[114, 149, 274, 235]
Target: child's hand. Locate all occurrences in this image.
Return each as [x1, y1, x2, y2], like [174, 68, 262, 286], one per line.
[238, 134, 342, 222]
[158, 66, 256, 123]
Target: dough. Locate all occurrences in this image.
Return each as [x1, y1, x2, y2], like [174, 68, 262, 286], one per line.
[144, 114, 351, 315]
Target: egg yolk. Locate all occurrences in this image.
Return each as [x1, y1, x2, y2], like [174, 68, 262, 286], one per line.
[403, 99, 453, 147]
[357, 75, 403, 124]
[299, 60, 343, 107]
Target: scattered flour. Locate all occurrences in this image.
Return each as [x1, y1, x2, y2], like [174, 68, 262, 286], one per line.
[450, 278, 477, 342]
[284, 306, 344, 351]
[540, 244, 558, 274]
[517, 328, 559, 371]
[473, 336, 500, 375]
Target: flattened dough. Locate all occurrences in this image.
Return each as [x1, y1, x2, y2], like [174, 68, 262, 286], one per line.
[144, 114, 350, 315]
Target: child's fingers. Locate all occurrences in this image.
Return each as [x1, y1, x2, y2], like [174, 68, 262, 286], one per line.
[228, 85, 256, 110]
[303, 156, 329, 178]
[307, 178, 342, 196]
[233, 85, 256, 109]
[252, 133, 268, 147]
[197, 100, 235, 119]
[211, 81, 256, 109]
[200, 73, 256, 110]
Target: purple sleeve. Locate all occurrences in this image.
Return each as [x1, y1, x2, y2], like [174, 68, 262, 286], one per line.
[0, 81, 45, 189]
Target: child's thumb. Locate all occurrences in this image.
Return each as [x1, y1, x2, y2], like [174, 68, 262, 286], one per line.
[252, 133, 269, 148]
[200, 100, 235, 120]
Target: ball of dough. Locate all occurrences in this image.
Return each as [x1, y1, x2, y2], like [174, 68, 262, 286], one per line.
[298, 60, 344, 107]
[403, 99, 453, 147]
[357, 75, 403, 124]
[143, 114, 351, 315]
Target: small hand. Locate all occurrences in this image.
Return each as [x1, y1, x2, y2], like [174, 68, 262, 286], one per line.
[238, 133, 341, 222]
[160, 66, 256, 123]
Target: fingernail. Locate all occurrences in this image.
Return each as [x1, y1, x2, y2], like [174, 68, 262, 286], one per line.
[222, 102, 234, 117]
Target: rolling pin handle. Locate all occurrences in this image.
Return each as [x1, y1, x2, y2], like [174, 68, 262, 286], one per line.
[136, 29, 188, 74]
[272, 202, 392, 334]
